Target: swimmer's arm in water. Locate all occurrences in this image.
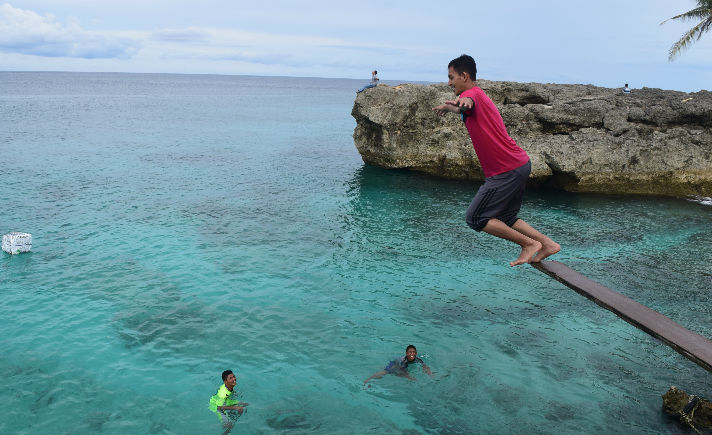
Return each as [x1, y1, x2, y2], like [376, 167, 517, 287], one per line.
[364, 370, 387, 385]
[412, 356, 432, 376]
[218, 403, 249, 411]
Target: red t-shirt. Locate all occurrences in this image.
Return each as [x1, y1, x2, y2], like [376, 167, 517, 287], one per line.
[460, 86, 529, 177]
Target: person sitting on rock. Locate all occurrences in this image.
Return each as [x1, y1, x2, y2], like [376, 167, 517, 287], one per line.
[433, 54, 560, 266]
[358, 70, 380, 93]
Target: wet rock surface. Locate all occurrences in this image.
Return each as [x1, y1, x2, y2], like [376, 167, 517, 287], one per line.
[662, 386, 712, 432]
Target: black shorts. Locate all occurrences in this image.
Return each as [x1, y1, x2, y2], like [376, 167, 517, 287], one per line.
[466, 160, 531, 232]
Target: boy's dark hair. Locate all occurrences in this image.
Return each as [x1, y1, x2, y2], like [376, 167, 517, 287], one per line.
[406, 344, 416, 353]
[448, 54, 477, 80]
[222, 370, 234, 381]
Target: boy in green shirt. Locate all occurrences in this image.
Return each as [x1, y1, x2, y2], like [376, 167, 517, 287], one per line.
[209, 370, 248, 433]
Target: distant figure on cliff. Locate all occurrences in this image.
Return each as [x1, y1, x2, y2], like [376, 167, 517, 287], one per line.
[364, 344, 432, 385]
[623, 83, 632, 94]
[357, 70, 380, 93]
[432, 54, 560, 266]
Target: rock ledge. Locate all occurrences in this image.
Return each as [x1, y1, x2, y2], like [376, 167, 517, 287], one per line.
[351, 81, 712, 197]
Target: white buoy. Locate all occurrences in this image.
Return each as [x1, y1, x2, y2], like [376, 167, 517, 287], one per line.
[2, 232, 32, 254]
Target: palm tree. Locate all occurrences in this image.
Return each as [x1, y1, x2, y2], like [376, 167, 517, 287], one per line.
[661, 0, 712, 61]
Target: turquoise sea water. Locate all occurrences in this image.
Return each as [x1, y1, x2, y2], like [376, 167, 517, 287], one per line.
[1, 72, 710, 435]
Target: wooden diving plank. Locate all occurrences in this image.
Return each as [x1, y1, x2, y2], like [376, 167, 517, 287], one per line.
[531, 260, 712, 373]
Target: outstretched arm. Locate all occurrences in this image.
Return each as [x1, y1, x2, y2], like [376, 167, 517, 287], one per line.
[432, 97, 474, 116]
[364, 370, 387, 385]
[422, 364, 433, 376]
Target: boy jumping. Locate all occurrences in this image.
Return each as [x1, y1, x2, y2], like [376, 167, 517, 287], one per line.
[433, 54, 560, 266]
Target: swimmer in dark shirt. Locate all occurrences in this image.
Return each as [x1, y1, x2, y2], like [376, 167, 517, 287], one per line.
[364, 345, 432, 385]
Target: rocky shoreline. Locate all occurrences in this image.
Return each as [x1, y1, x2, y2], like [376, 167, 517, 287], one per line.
[351, 81, 712, 197]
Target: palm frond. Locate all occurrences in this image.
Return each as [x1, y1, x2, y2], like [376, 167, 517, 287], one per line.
[697, 16, 712, 38]
[668, 21, 704, 60]
[660, 7, 708, 25]
[663, 1, 712, 60]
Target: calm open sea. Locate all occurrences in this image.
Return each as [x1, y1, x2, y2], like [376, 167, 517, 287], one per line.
[1, 72, 710, 435]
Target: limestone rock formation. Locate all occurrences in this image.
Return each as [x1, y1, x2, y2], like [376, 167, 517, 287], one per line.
[351, 82, 712, 197]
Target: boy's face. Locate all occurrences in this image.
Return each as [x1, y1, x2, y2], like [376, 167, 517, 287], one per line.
[447, 66, 470, 96]
[225, 373, 237, 388]
[406, 347, 417, 362]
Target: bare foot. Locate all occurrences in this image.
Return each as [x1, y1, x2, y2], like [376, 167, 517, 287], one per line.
[532, 241, 560, 262]
[510, 241, 542, 266]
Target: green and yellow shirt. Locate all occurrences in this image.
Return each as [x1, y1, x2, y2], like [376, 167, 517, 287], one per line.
[209, 384, 239, 412]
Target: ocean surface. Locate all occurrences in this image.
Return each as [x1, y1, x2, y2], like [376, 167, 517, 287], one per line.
[1, 72, 710, 435]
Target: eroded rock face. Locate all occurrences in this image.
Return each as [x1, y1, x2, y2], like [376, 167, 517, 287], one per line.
[351, 81, 712, 196]
[662, 386, 712, 431]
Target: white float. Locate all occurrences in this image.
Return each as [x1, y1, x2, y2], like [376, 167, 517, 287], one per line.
[2, 232, 32, 254]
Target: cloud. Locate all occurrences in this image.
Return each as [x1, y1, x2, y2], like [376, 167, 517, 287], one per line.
[0, 3, 441, 80]
[0, 3, 138, 58]
[145, 27, 398, 69]
[150, 27, 212, 43]
[206, 51, 297, 66]
[317, 44, 409, 56]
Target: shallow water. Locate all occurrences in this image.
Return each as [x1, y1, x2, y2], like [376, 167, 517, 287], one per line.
[1, 72, 710, 434]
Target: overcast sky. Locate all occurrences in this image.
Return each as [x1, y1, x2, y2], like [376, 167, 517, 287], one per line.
[1, 1, 710, 91]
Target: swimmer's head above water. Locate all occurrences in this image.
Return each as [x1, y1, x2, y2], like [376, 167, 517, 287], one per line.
[222, 370, 237, 390]
[405, 345, 417, 362]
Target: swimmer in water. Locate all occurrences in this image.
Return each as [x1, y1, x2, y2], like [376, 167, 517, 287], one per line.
[364, 345, 432, 385]
[209, 370, 249, 434]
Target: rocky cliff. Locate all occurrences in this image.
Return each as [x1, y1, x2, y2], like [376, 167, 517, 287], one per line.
[351, 81, 712, 197]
